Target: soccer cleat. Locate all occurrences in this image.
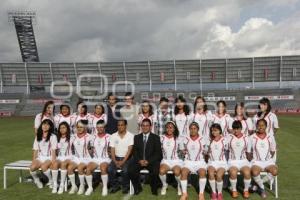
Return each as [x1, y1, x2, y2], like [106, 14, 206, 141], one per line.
[198, 192, 205, 200]
[51, 185, 58, 194]
[57, 185, 64, 194]
[243, 191, 250, 199]
[161, 184, 168, 195]
[180, 193, 188, 200]
[77, 185, 85, 195]
[211, 192, 217, 200]
[69, 185, 78, 194]
[231, 191, 238, 198]
[102, 186, 108, 196]
[34, 179, 43, 189]
[177, 184, 182, 196]
[217, 193, 223, 200]
[85, 187, 93, 196]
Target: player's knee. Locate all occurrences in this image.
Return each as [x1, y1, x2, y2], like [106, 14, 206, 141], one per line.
[173, 168, 181, 176]
[198, 169, 206, 178]
[271, 167, 278, 176]
[159, 168, 166, 175]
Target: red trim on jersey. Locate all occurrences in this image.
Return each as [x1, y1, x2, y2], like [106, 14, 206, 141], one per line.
[195, 138, 203, 161]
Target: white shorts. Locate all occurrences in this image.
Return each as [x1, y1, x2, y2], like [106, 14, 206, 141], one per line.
[161, 159, 183, 169]
[228, 159, 251, 170]
[251, 160, 276, 170]
[90, 158, 111, 166]
[57, 156, 72, 162]
[208, 161, 228, 170]
[72, 157, 92, 165]
[183, 160, 207, 174]
[36, 156, 51, 163]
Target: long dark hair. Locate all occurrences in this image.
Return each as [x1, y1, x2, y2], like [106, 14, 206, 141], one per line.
[194, 96, 207, 113]
[57, 122, 71, 142]
[94, 104, 105, 115]
[209, 123, 223, 140]
[257, 97, 272, 118]
[174, 96, 190, 115]
[77, 100, 88, 115]
[234, 102, 246, 120]
[60, 104, 71, 116]
[216, 100, 227, 114]
[37, 119, 54, 142]
[164, 121, 179, 139]
[41, 100, 54, 121]
[141, 100, 154, 116]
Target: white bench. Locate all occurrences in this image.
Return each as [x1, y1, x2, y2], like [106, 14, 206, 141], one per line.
[3, 160, 278, 198]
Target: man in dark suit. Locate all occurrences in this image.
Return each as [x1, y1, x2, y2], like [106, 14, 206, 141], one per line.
[128, 118, 162, 195]
[106, 93, 122, 134]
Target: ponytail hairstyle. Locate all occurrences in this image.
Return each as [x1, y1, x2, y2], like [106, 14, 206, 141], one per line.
[174, 95, 190, 115]
[234, 102, 246, 120]
[216, 100, 227, 114]
[193, 96, 207, 113]
[257, 97, 271, 118]
[37, 119, 54, 142]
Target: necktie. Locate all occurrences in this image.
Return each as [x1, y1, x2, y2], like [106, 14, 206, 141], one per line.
[143, 135, 147, 160]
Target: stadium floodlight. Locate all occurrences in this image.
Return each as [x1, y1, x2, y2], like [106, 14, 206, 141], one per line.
[8, 10, 37, 24]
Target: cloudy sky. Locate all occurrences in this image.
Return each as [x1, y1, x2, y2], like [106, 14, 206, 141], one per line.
[1, 0, 300, 62]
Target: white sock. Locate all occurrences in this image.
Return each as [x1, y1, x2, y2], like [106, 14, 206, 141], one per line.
[180, 180, 188, 194]
[209, 180, 216, 193]
[30, 170, 39, 182]
[253, 175, 264, 190]
[267, 173, 274, 182]
[68, 174, 76, 187]
[216, 181, 223, 194]
[229, 178, 237, 191]
[175, 175, 181, 186]
[51, 170, 58, 186]
[85, 175, 93, 189]
[244, 179, 251, 191]
[159, 174, 167, 186]
[60, 170, 67, 187]
[79, 174, 85, 187]
[199, 178, 206, 193]
[43, 169, 52, 183]
[101, 174, 108, 188]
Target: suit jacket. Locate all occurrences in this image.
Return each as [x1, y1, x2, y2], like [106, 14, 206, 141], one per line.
[132, 133, 162, 165]
[106, 104, 122, 134]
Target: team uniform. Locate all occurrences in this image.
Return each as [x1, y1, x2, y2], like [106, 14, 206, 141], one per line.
[174, 113, 191, 137]
[71, 133, 94, 165]
[212, 113, 233, 137]
[190, 111, 213, 139]
[137, 114, 155, 133]
[208, 137, 228, 170]
[88, 113, 107, 135]
[227, 134, 251, 170]
[56, 136, 73, 162]
[247, 133, 277, 169]
[70, 113, 91, 134]
[90, 133, 111, 165]
[54, 114, 72, 129]
[181, 136, 208, 173]
[160, 135, 183, 168]
[34, 113, 54, 130]
[33, 134, 57, 162]
[232, 117, 254, 136]
[253, 112, 279, 136]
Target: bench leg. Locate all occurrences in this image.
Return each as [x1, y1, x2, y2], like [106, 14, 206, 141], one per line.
[129, 180, 134, 195]
[3, 167, 7, 189]
[275, 176, 278, 198]
[19, 170, 23, 183]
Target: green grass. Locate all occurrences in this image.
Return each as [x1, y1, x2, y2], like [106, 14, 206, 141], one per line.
[0, 115, 300, 200]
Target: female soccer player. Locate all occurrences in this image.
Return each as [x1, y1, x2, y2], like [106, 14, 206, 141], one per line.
[207, 123, 228, 200]
[50, 122, 73, 194]
[227, 120, 251, 199]
[70, 101, 90, 134]
[232, 102, 254, 136]
[253, 98, 279, 136]
[85, 120, 111, 196]
[174, 96, 191, 137]
[54, 103, 72, 130]
[34, 101, 54, 134]
[180, 122, 208, 200]
[159, 121, 182, 196]
[29, 119, 57, 189]
[212, 100, 233, 137]
[67, 120, 94, 195]
[88, 104, 107, 135]
[248, 119, 278, 199]
[137, 100, 155, 133]
[190, 96, 213, 140]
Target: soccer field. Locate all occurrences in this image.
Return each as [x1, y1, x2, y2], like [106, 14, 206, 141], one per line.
[0, 116, 299, 200]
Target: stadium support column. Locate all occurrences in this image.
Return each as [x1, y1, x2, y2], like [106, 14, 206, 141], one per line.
[49, 63, 53, 82]
[123, 62, 128, 91]
[0, 64, 3, 93]
[98, 62, 102, 93]
[173, 59, 177, 91]
[199, 59, 203, 96]
[279, 56, 282, 88]
[24, 62, 30, 94]
[148, 60, 152, 91]
[252, 57, 255, 89]
[225, 59, 228, 90]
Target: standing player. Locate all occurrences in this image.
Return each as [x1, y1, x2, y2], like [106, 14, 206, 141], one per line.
[85, 120, 111, 196]
[248, 119, 278, 199]
[54, 103, 72, 130]
[207, 123, 228, 200]
[137, 100, 155, 133]
[180, 122, 208, 200]
[34, 101, 54, 134]
[232, 102, 254, 136]
[190, 96, 213, 140]
[51, 122, 73, 194]
[227, 120, 252, 199]
[70, 101, 90, 134]
[29, 119, 57, 189]
[88, 104, 107, 135]
[212, 100, 233, 137]
[67, 120, 94, 195]
[174, 96, 191, 137]
[159, 121, 182, 196]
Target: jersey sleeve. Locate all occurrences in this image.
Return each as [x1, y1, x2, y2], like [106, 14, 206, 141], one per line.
[50, 135, 58, 150]
[246, 136, 253, 153]
[34, 113, 42, 129]
[128, 133, 134, 146]
[228, 117, 234, 130]
[269, 135, 277, 152]
[33, 137, 38, 150]
[178, 136, 187, 150]
[247, 118, 254, 131]
[109, 134, 115, 148]
[272, 113, 279, 129]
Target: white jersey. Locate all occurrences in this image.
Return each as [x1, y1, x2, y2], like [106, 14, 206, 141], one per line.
[70, 113, 91, 133]
[190, 111, 213, 139]
[227, 134, 249, 161]
[181, 136, 208, 161]
[71, 133, 94, 158]
[208, 137, 228, 162]
[91, 134, 110, 159]
[247, 133, 276, 162]
[232, 117, 254, 136]
[54, 114, 72, 129]
[175, 113, 191, 137]
[212, 113, 233, 137]
[57, 136, 73, 157]
[253, 112, 279, 136]
[88, 113, 107, 135]
[137, 114, 155, 133]
[34, 113, 54, 129]
[33, 134, 57, 157]
[160, 135, 181, 160]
